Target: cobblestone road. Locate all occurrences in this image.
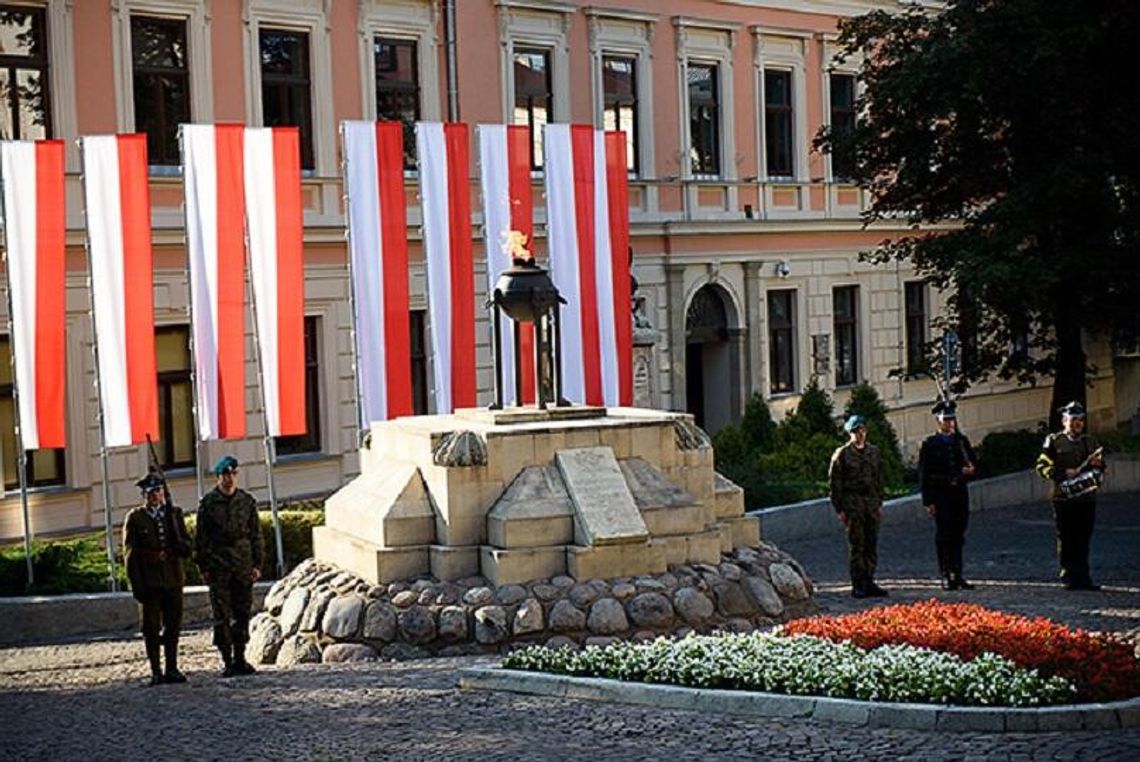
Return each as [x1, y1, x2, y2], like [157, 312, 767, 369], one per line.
[2, 492, 1138, 761]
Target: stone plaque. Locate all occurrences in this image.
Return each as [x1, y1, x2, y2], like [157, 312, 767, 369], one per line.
[556, 447, 648, 546]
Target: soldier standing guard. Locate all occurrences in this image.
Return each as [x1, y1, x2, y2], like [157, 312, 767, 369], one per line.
[1035, 401, 1106, 590]
[918, 401, 978, 590]
[123, 472, 191, 686]
[195, 456, 264, 677]
[829, 415, 888, 599]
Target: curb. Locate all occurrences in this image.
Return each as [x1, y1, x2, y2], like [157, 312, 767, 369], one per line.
[457, 667, 1140, 733]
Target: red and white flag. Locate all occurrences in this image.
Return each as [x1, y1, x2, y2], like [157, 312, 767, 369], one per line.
[342, 121, 413, 424]
[244, 127, 306, 437]
[81, 134, 159, 447]
[182, 124, 247, 440]
[478, 124, 535, 404]
[0, 140, 66, 449]
[543, 125, 633, 407]
[416, 122, 476, 413]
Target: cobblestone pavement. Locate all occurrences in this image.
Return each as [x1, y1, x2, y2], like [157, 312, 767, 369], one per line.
[2, 493, 1138, 761]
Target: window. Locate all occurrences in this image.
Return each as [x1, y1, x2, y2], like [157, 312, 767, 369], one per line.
[513, 47, 551, 170]
[374, 36, 419, 169]
[0, 4, 51, 140]
[768, 290, 796, 394]
[829, 73, 856, 181]
[410, 310, 428, 415]
[260, 28, 314, 170]
[905, 281, 927, 374]
[155, 327, 194, 470]
[131, 15, 190, 167]
[602, 54, 638, 174]
[833, 286, 859, 387]
[764, 69, 794, 178]
[0, 337, 66, 489]
[688, 62, 719, 175]
[275, 316, 321, 455]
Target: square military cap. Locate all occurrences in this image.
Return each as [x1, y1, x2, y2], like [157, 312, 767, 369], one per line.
[931, 400, 957, 418]
[1058, 401, 1086, 417]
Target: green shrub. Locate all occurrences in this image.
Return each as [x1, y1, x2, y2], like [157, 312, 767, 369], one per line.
[740, 391, 778, 452]
[183, 509, 323, 584]
[1098, 428, 1140, 455]
[976, 426, 1048, 478]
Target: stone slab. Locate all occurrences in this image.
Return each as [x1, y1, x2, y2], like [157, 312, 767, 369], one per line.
[323, 462, 436, 547]
[686, 529, 723, 566]
[430, 545, 481, 581]
[486, 466, 575, 548]
[480, 546, 567, 586]
[566, 541, 666, 580]
[556, 447, 648, 546]
[312, 526, 429, 584]
[713, 472, 746, 518]
[723, 515, 761, 548]
[453, 405, 608, 425]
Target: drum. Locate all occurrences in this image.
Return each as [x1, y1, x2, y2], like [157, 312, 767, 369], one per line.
[1059, 468, 1104, 500]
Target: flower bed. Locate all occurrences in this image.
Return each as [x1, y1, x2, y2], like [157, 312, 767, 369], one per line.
[502, 632, 1076, 707]
[781, 600, 1140, 702]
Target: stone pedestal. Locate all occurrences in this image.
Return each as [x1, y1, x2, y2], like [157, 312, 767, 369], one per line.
[315, 406, 760, 585]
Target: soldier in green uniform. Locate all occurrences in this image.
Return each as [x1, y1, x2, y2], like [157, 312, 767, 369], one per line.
[918, 401, 978, 590]
[1035, 401, 1106, 590]
[829, 415, 888, 599]
[194, 455, 264, 677]
[123, 472, 191, 686]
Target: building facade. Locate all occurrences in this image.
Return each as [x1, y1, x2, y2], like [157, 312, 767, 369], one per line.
[0, 0, 1127, 542]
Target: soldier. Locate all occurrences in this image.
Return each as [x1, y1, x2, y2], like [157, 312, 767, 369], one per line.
[829, 415, 888, 599]
[1035, 401, 1106, 590]
[194, 455, 264, 677]
[123, 472, 191, 686]
[918, 401, 978, 590]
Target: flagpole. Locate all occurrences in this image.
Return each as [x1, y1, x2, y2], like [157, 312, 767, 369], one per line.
[244, 235, 284, 580]
[339, 122, 368, 445]
[0, 210, 35, 590]
[77, 137, 119, 592]
[177, 125, 205, 502]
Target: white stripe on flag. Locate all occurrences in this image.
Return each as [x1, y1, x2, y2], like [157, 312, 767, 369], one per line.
[244, 128, 281, 436]
[477, 124, 517, 402]
[543, 124, 585, 403]
[592, 129, 619, 407]
[416, 122, 454, 413]
[1, 142, 40, 449]
[82, 135, 132, 447]
[183, 125, 221, 439]
[343, 121, 389, 423]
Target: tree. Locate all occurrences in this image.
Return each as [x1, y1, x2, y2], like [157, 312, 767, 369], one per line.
[817, 0, 1140, 428]
[843, 383, 905, 488]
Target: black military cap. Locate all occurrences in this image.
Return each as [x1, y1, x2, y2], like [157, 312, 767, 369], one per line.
[1058, 401, 1086, 418]
[931, 400, 957, 418]
[136, 472, 165, 493]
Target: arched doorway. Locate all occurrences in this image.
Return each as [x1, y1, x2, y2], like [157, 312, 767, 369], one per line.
[685, 284, 737, 434]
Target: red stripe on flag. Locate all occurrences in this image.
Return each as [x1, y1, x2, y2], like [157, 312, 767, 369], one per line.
[570, 125, 602, 405]
[33, 140, 66, 447]
[215, 125, 247, 438]
[506, 125, 535, 404]
[444, 123, 476, 409]
[117, 134, 159, 443]
[271, 128, 307, 435]
[376, 121, 413, 417]
[605, 132, 633, 406]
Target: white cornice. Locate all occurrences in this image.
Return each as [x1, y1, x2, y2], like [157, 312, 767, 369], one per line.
[494, 0, 577, 14]
[715, 0, 943, 18]
[583, 6, 659, 24]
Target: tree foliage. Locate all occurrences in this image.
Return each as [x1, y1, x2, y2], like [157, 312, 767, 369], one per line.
[817, 0, 1140, 425]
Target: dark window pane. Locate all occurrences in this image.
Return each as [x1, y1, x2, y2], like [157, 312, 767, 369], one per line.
[768, 290, 796, 394]
[132, 16, 190, 166]
[0, 5, 51, 140]
[0, 336, 66, 489]
[603, 55, 638, 173]
[513, 47, 551, 170]
[764, 69, 794, 177]
[905, 281, 927, 374]
[155, 326, 195, 470]
[260, 28, 314, 170]
[410, 310, 428, 415]
[829, 73, 856, 180]
[833, 286, 858, 387]
[375, 37, 420, 169]
[688, 63, 719, 175]
[276, 316, 322, 455]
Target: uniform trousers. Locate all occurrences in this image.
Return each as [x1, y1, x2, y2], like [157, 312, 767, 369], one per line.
[930, 485, 970, 578]
[139, 586, 183, 645]
[1052, 497, 1096, 585]
[844, 496, 880, 589]
[208, 572, 254, 648]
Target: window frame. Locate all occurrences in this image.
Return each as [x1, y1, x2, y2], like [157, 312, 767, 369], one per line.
[512, 45, 554, 171]
[0, 335, 66, 490]
[826, 71, 857, 182]
[763, 67, 795, 179]
[258, 26, 316, 171]
[154, 324, 195, 471]
[904, 280, 928, 375]
[410, 309, 429, 416]
[0, 3, 52, 141]
[600, 53, 639, 175]
[832, 285, 859, 388]
[274, 315, 323, 456]
[373, 35, 421, 170]
[686, 60, 721, 177]
[754, 29, 809, 185]
[128, 13, 191, 168]
[767, 288, 797, 395]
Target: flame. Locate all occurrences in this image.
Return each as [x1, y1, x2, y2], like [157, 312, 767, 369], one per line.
[502, 229, 533, 262]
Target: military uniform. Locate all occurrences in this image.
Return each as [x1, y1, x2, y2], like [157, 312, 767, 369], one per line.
[918, 426, 977, 589]
[123, 474, 191, 685]
[829, 420, 886, 597]
[1035, 404, 1104, 589]
[194, 461, 264, 675]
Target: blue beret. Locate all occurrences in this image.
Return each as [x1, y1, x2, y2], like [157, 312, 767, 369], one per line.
[844, 415, 867, 433]
[213, 455, 239, 475]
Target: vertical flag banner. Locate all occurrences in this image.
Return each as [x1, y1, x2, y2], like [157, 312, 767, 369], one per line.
[0, 140, 66, 449]
[81, 134, 159, 447]
[342, 120, 413, 424]
[416, 121, 476, 413]
[544, 125, 633, 407]
[244, 126, 306, 437]
[478, 124, 535, 404]
[182, 124, 247, 440]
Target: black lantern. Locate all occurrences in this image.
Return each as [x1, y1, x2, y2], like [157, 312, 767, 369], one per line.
[488, 232, 567, 410]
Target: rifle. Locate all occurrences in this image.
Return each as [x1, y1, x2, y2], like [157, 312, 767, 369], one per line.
[145, 435, 189, 554]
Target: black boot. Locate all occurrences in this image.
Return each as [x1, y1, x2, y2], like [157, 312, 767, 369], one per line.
[219, 645, 236, 678]
[233, 644, 257, 676]
[941, 575, 955, 590]
[952, 574, 975, 591]
[164, 639, 187, 683]
[145, 638, 164, 686]
[865, 581, 889, 597]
